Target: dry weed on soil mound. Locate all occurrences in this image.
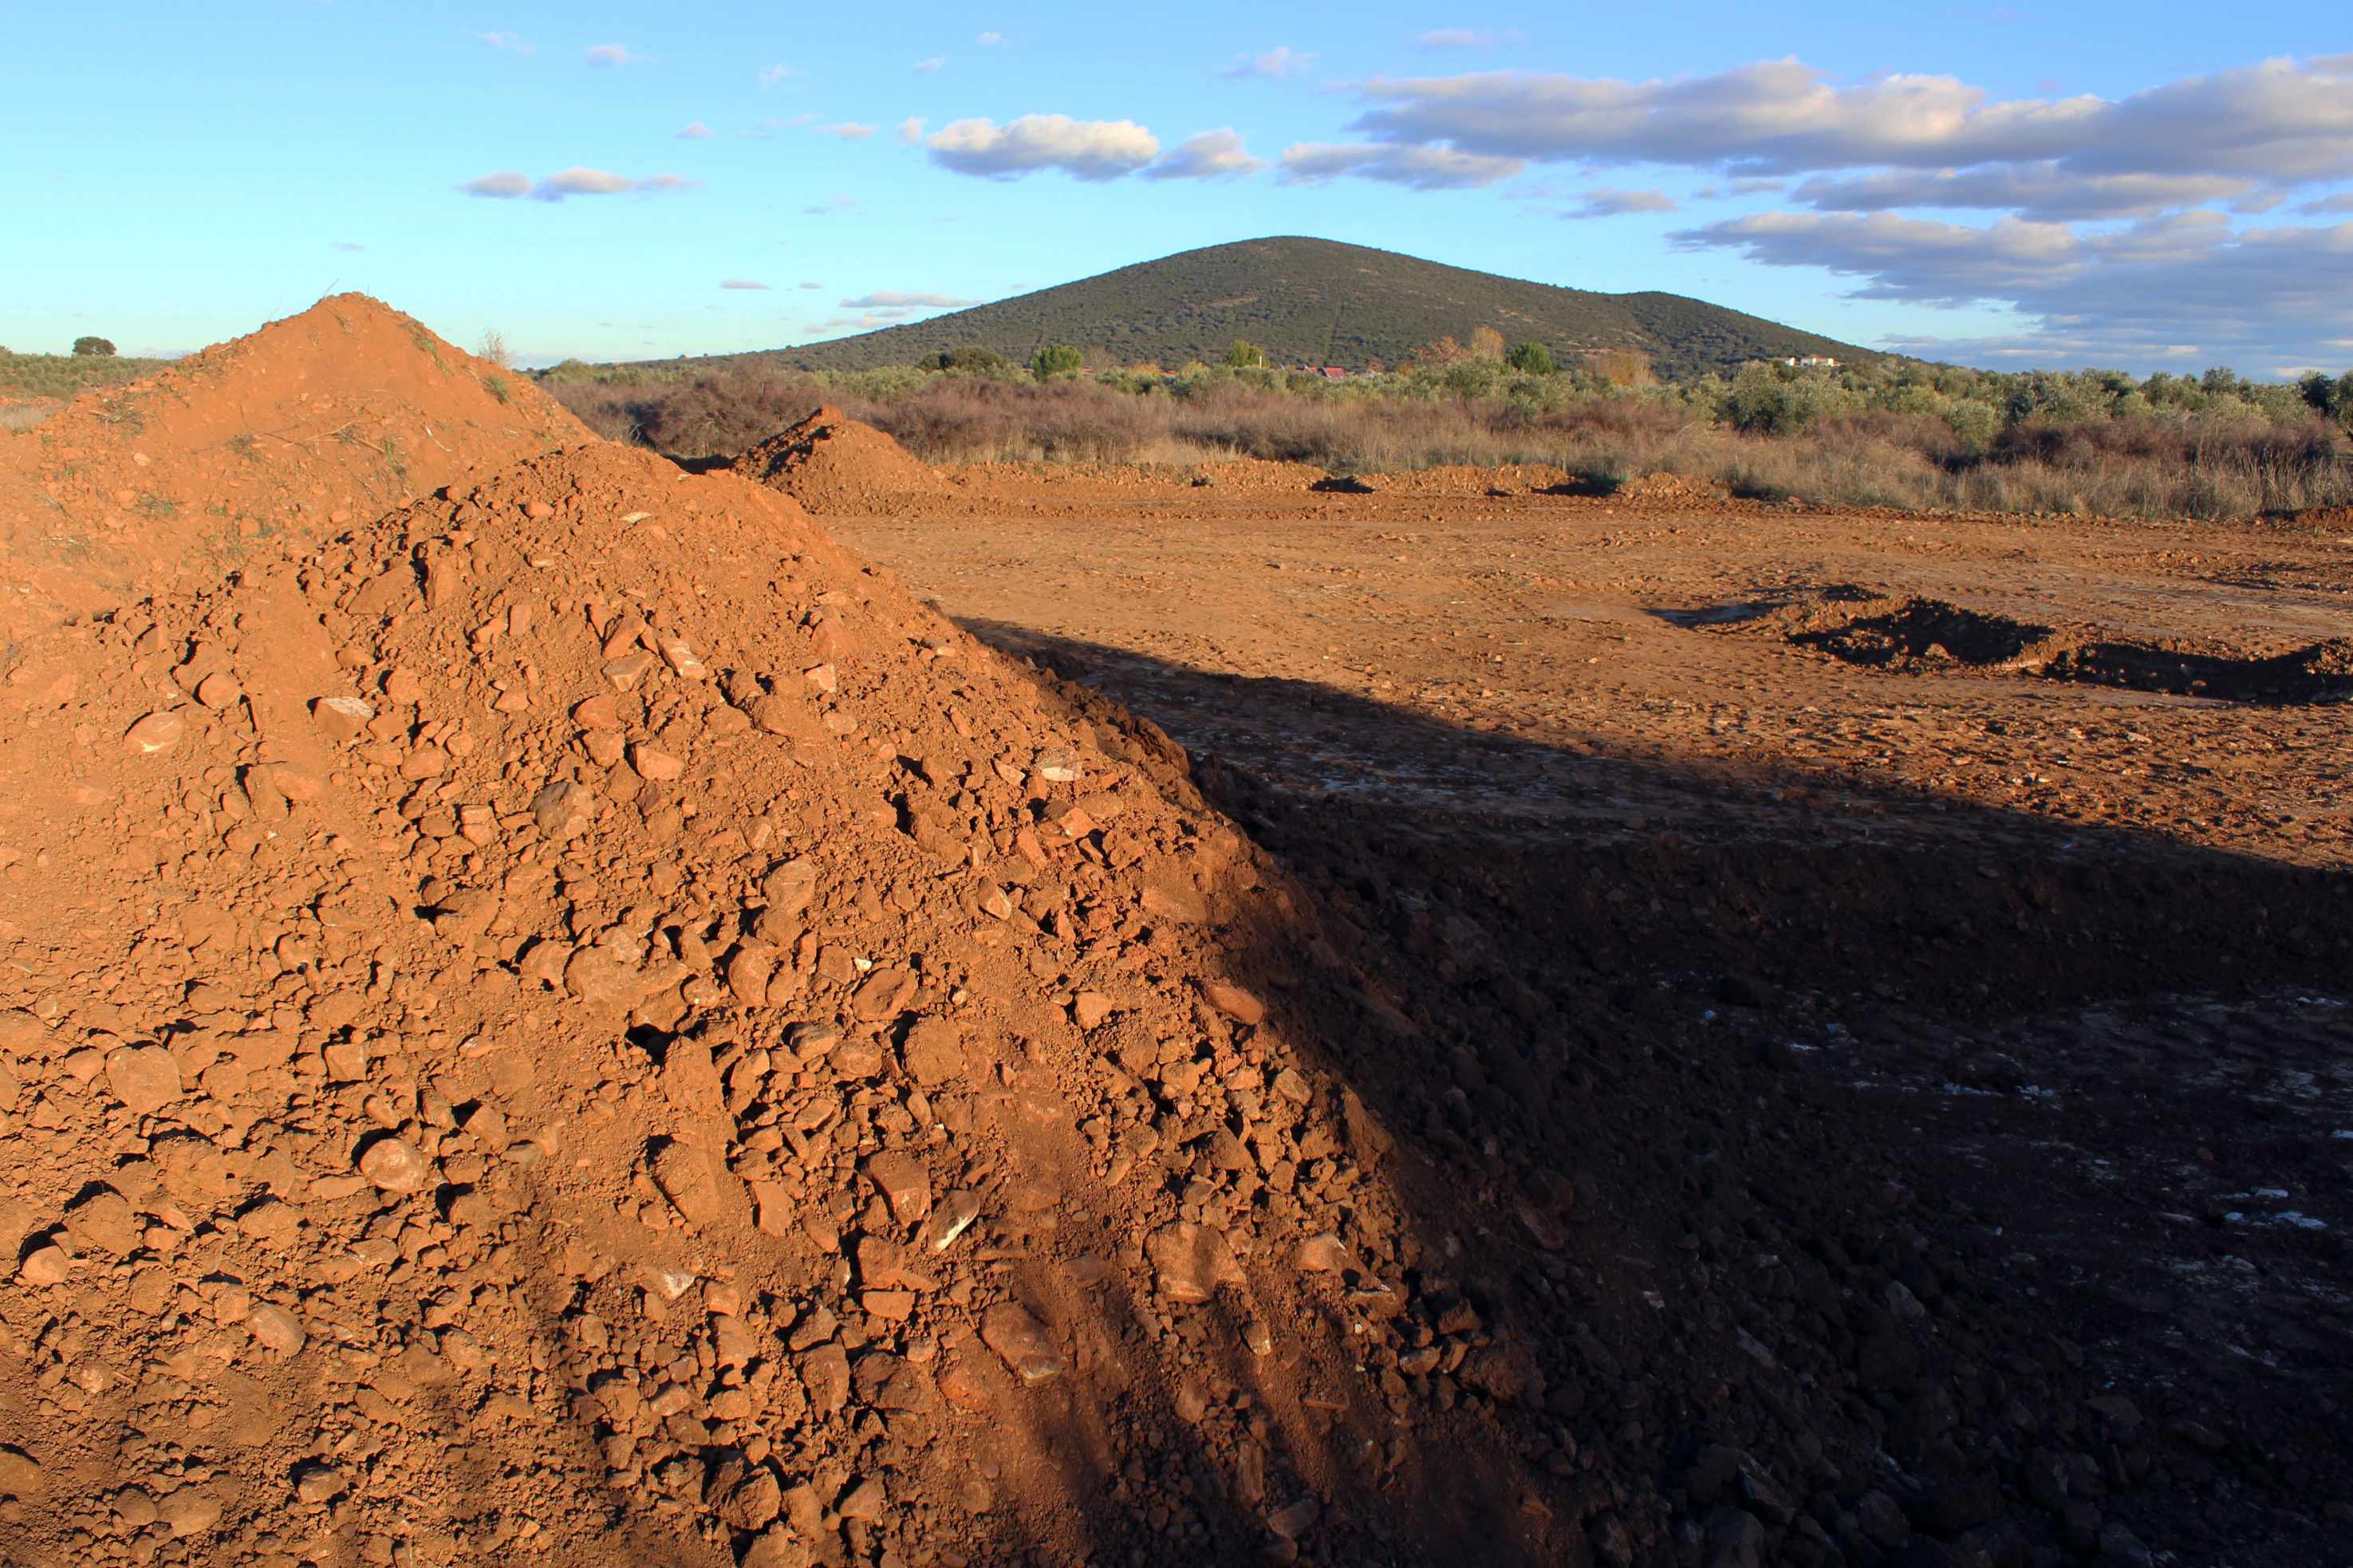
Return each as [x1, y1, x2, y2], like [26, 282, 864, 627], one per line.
[0, 296, 585, 634]
[733, 408, 954, 516]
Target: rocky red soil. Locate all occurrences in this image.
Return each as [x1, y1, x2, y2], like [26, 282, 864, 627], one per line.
[834, 470, 2353, 1565]
[0, 297, 585, 636]
[731, 408, 955, 517]
[2, 320, 2349, 1568]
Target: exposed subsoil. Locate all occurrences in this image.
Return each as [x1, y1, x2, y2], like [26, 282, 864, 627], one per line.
[730, 409, 956, 518]
[1, 317, 2349, 1568]
[834, 471, 2353, 1566]
[0, 295, 585, 637]
[1718, 594, 2353, 706]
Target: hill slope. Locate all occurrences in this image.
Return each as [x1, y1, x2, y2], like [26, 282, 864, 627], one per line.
[742, 237, 1873, 381]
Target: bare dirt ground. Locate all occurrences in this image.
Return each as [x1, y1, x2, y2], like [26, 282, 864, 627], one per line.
[6, 325, 2351, 1568]
[836, 467, 2353, 1564]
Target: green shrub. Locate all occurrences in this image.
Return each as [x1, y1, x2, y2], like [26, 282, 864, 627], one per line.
[72, 336, 116, 357]
[1032, 344, 1084, 381]
[1504, 342, 1554, 376]
[936, 345, 1014, 377]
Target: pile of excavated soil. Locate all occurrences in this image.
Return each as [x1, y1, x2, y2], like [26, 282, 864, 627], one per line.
[942, 459, 1334, 495]
[0, 431, 2176, 1568]
[2, 309, 2282, 1568]
[0, 439, 1571, 1568]
[1349, 463, 1579, 498]
[1746, 593, 2353, 703]
[1611, 471, 1732, 506]
[731, 408, 954, 516]
[0, 295, 585, 633]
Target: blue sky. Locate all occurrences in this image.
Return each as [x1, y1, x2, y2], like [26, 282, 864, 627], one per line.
[6, 2, 2349, 375]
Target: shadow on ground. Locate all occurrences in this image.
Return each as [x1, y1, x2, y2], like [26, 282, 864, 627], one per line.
[949, 619, 2353, 1567]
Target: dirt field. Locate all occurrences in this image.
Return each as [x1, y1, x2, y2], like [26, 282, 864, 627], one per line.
[5, 315, 2351, 1568]
[836, 467, 2353, 1562]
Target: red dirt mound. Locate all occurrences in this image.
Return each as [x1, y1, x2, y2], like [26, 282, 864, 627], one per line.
[0, 294, 586, 632]
[1613, 470, 1731, 505]
[0, 437, 2217, 1562]
[1351, 463, 1579, 497]
[731, 406, 954, 514]
[0, 439, 1587, 1566]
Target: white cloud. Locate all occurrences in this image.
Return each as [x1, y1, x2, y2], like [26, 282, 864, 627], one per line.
[1792, 164, 2253, 222]
[1563, 187, 1680, 219]
[472, 30, 532, 53]
[841, 291, 980, 308]
[1277, 142, 1523, 189]
[1342, 56, 2353, 183]
[898, 116, 927, 146]
[721, 279, 771, 290]
[676, 121, 714, 140]
[810, 313, 901, 333]
[1677, 209, 2353, 368]
[975, 31, 1003, 45]
[1223, 45, 1314, 81]
[914, 56, 945, 73]
[802, 194, 860, 215]
[1676, 211, 2084, 301]
[538, 167, 636, 197]
[757, 63, 800, 87]
[584, 43, 641, 67]
[798, 282, 826, 290]
[1283, 50, 2353, 371]
[927, 114, 1160, 181]
[1145, 129, 1267, 181]
[458, 167, 697, 201]
[331, 241, 365, 252]
[457, 171, 533, 199]
[1415, 28, 1523, 49]
[818, 122, 877, 140]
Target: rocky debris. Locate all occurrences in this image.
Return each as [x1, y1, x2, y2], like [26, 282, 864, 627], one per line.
[247, 1301, 307, 1353]
[1200, 980, 1267, 1026]
[1614, 469, 1732, 504]
[122, 710, 185, 754]
[1148, 1222, 1246, 1302]
[291, 1463, 346, 1504]
[0, 1448, 41, 1497]
[104, 1042, 180, 1112]
[0, 291, 585, 634]
[730, 405, 955, 515]
[650, 1138, 732, 1223]
[0, 353, 2308, 1568]
[980, 1302, 1066, 1384]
